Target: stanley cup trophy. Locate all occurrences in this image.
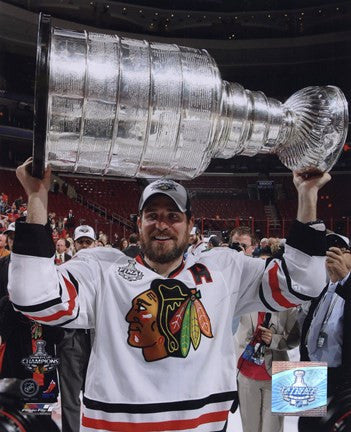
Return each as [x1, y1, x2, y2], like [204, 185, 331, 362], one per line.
[32, 14, 349, 179]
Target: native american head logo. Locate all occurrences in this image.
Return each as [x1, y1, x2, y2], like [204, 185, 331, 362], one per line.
[126, 279, 213, 362]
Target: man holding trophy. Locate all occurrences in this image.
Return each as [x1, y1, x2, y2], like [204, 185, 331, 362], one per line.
[7, 13, 349, 432]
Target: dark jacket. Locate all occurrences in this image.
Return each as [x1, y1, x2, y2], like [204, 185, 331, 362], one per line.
[0, 254, 64, 402]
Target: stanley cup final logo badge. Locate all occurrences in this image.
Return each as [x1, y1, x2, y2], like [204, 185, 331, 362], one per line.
[21, 340, 60, 373]
[282, 370, 315, 408]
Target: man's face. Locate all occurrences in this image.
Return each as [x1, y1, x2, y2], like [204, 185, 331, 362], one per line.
[189, 233, 198, 245]
[6, 232, 14, 252]
[138, 195, 193, 265]
[231, 233, 255, 256]
[0, 234, 6, 249]
[56, 239, 66, 254]
[74, 237, 95, 252]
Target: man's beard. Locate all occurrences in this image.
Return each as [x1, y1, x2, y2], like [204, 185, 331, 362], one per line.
[140, 231, 189, 264]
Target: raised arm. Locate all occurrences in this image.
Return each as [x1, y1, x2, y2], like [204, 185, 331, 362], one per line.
[8, 159, 99, 329]
[15, 158, 51, 225]
[293, 171, 331, 223]
[235, 171, 330, 317]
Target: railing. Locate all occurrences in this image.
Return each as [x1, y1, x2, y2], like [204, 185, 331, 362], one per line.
[195, 216, 351, 239]
[76, 193, 134, 232]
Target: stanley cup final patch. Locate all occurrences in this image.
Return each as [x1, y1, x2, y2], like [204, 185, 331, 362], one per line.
[117, 260, 144, 281]
[271, 361, 327, 416]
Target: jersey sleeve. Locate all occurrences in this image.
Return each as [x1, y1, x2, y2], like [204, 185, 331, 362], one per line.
[234, 220, 326, 316]
[8, 221, 100, 329]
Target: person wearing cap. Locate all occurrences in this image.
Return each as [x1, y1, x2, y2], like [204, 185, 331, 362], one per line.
[9, 159, 330, 432]
[74, 225, 96, 253]
[299, 232, 351, 432]
[187, 226, 207, 257]
[57, 224, 96, 432]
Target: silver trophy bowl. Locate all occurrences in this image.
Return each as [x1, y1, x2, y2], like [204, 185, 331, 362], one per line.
[33, 14, 348, 179]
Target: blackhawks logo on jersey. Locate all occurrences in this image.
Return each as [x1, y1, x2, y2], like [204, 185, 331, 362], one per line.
[126, 279, 213, 362]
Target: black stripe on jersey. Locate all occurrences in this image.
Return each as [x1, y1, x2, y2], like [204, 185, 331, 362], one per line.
[67, 271, 79, 294]
[12, 296, 62, 312]
[58, 306, 80, 326]
[13, 221, 55, 258]
[287, 220, 326, 256]
[83, 391, 237, 414]
[280, 258, 312, 301]
[259, 283, 278, 312]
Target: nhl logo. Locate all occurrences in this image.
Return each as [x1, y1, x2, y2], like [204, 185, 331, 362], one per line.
[118, 260, 144, 281]
[151, 180, 177, 192]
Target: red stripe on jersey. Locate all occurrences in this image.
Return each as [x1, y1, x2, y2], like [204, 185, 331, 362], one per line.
[82, 410, 228, 431]
[269, 262, 298, 308]
[24, 275, 77, 322]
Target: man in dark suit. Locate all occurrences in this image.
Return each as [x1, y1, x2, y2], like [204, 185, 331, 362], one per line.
[54, 238, 71, 265]
[299, 233, 351, 431]
[123, 233, 141, 258]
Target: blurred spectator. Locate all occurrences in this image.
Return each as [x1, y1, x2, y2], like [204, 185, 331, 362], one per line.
[120, 237, 129, 251]
[268, 237, 282, 256]
[55, 239, 71, 265]
[52, 228, 60, 243]
[52, 179, 59, 194]
[65, 209, 75, 230]
[230, 226, 258, 256]
[98, 230, 108, 246]
[1, 193, 8, 207]
[236, 309, 300, 432]
[257, 246, 272, 259]
[61, 182, 68, 195]
[111, 233, 119, 249]
[0, 234, 10, 258]
[208, 235, 220, 249]
[187, 226, 206, 257]
[73, 225, 96, 251]
[57, 225, 96, 432]
[65, 234, 75, 257]
[0, 195, 6, 214]
[123, 233, 141, 258]
[253, 237, 269, 257]
[298, 233, 351, 432]
[13, 195, 23, 210]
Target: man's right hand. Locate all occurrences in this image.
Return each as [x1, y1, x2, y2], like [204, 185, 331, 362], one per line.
[16, 158, 51, 225]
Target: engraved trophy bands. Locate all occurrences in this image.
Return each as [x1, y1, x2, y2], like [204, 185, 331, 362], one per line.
[33, 13, 348, 179]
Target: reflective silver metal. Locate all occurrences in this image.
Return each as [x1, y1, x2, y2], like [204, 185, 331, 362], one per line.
[43, 25, 348, 179]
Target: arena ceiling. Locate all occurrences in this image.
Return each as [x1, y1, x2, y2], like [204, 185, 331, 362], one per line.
[0, 0, 350, 173]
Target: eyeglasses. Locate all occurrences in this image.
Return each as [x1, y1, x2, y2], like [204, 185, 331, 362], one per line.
[76, 238, 94, 246]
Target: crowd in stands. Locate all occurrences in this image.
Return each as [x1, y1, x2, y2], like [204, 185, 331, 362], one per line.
[1, 173, 351, 432]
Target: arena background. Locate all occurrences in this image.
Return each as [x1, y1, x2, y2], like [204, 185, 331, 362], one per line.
[0, 1, 350, 430]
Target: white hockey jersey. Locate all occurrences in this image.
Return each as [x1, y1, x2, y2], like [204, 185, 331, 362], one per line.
[8, 221, 326, 432]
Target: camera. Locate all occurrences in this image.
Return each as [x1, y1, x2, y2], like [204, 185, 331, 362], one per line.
[229, 242, 245, 252]
[0, 378, 59, 432]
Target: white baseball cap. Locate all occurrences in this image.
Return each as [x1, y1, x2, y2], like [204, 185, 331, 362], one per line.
[326, 233, 350, 249]
[73, 225, 96, 241]
[190, 227, 200, 235]
[138, 179, 191, 214]
[4, 222, 16, 234]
